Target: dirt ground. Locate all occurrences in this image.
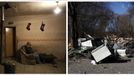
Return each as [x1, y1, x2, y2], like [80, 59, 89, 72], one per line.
[69, 57, 134, 74]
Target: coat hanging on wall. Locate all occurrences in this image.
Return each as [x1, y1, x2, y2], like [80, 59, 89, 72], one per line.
[26, 23, 31, 31]
[40, 22, 45, 31]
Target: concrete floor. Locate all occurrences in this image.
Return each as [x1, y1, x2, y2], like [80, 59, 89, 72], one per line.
[0, 58, 65, 74]
[69, 57, 134, 74]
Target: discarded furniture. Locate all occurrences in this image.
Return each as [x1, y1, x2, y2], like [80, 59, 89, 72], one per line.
[71, 35, 134, 64]
[78, 38, 86, 47]
[16, 49, 36, 65]
[117, 49, 126, 57]
[92, 38, 104, 47]
[91, 45, 112, 62]
[81, 40, 93, 48]
[79, 37, 104, 50]
[20, 49, 36, 65]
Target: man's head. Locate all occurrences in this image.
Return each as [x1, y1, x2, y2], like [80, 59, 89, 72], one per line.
[26, 42, 32, 47]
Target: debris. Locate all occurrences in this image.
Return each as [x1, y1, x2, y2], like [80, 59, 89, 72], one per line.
[78, 38, 87, 47]
[81, 40, 93, 48]
[92, 38, 104, 47]
[113, 43, 121, 50]
[87, 34, 94, 40]
[69, 34, 134, 64]
[80, 46, 88, 50]
[91, 45, 112, 62]
[91, 60, 97, 65]
[117, 49, 126, 57]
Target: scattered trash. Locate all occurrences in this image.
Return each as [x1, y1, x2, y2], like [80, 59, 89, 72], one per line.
[81, 40, 93, 48]
[91, 45, 112, 62]
[78, 38, 87, 47]
[117, 49, 126, 57]
[91, 60, 96, 65]
[69, 34, 134, 64]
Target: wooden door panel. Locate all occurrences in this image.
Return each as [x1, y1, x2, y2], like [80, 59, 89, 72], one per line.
[5, 28, 13, 57]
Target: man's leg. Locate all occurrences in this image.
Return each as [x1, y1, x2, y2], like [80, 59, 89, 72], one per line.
[33, 52, 42, 64]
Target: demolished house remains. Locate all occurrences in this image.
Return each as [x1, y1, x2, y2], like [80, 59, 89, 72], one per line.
[69, 34, 134, 64]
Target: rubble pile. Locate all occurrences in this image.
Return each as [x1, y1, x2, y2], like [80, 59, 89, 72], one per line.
[69, 34, 134, 64]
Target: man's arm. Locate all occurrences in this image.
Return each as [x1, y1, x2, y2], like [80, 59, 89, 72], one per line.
[20, 46, 33, 56]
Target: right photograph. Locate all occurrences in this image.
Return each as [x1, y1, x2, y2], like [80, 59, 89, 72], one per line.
[68, 2, 134, 74]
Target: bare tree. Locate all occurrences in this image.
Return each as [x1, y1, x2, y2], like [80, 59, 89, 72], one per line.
[68, 2, 79, 49]
[68, 2, 115, 49]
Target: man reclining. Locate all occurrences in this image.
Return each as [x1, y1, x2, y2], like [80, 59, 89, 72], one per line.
[21, 42, 42, 64]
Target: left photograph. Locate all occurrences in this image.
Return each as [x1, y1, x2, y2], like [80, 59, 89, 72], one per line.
[0, 1, 66, 74]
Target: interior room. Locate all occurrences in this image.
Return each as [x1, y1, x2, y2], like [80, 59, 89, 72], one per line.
[0, 1, 66, 73]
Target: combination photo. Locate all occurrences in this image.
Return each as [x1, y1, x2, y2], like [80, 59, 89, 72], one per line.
[0, 0, 134, 74]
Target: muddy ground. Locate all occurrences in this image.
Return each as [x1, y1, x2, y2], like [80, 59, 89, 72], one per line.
[69, 57, 134, 74]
